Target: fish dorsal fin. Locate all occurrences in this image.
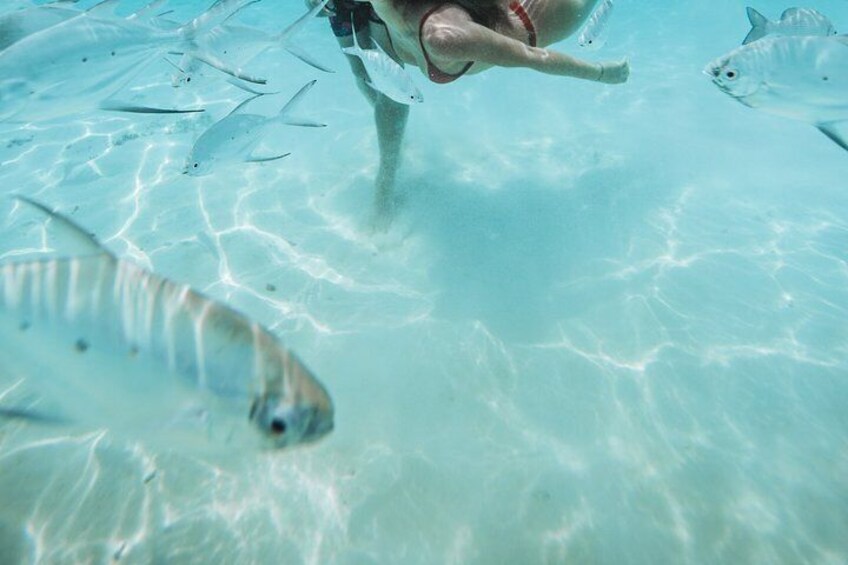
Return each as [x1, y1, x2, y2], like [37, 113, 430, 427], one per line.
[13, 196, 109, 257]
[779, 8, 802, 21]
[86, 0, 121, 17]
[227, 92, 265, 117]
[275, 80, 323, 126]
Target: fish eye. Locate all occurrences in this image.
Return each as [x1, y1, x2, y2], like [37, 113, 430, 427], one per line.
[270, 418, 287, 435]
[193, 163, 198, 168]
[724, 69, 738, 80]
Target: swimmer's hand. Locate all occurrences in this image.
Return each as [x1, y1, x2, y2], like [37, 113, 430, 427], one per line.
[596, 59, 629, 84]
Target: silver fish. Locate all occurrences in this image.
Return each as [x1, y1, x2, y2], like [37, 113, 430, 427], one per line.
[185, 80, 325, 176]
[743, 7, 837, 45]
[341, 20, 423, 105]
[0, 197, 334, 453]
[578, 0, 614, 50]
[0, 0, 265, 123]
[172, 0, 333, 88]
[705, 35, 848, 152]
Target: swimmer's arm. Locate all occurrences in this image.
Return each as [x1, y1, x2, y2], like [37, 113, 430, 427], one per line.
[427, 23, 628, 83]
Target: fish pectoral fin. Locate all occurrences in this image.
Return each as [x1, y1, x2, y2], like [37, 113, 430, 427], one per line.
[279, 117, 327, 128]
[817, 122, 848, 152]
[99, 100, 205, 114]
[245, 153, 291, 164]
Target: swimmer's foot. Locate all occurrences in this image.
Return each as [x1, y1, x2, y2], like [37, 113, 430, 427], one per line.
[368, 198, 397, 233]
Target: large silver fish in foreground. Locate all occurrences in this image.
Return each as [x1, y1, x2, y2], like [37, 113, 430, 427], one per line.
[0, 0, 265, 123]
[0, 197, 334, 453]
[705, 35, 848, 152]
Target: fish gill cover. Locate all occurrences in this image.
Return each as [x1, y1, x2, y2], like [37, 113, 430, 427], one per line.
[0, 0, 846, 563]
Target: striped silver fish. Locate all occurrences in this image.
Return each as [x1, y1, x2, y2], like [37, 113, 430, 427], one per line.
[341, 18, 423, 105]
[0, 197, 334, 453]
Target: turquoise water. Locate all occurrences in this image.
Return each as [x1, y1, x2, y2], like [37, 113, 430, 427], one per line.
[1, 0, 847, 562]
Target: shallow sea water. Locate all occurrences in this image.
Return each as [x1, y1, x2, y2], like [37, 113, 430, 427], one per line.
[1, 0, 847, 563]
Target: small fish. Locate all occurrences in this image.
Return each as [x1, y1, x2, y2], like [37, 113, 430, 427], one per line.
[0, 197, 334, 453]
[0, 0, 266, 123]
[185, 80, 326, 176]
[743, 7, 838, 45]
[578, 0, 614, 50]
[341, 19, 423, 105]
[172, 0, 333, 88]
[705, 35, 848, 152]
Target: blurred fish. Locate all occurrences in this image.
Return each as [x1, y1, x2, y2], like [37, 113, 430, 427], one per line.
[0, 0, 266, 123]
[172, 0, 333, 88]
[705, 35, 848, 152]
[578, 0, 614, 50]
[743, 7, 837, 45]
[0, 197, 334, 453]
[185, 80, 325, 176]
[0, 1, 80, 51]
[342, 18, 423, 105]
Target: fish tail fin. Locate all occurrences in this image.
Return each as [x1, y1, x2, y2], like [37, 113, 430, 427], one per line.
[11, 196, 108, 257]
[278, 0, 334, 72]
[254, 0, 335, 72]
[742, 7, 769, 44]
[276, 80, 326, 128]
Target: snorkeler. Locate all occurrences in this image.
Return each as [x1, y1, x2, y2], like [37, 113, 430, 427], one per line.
[309, 0, 629, 227]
